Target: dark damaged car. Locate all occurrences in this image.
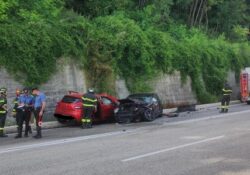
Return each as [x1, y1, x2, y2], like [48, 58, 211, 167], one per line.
[115, 93, 163, 123]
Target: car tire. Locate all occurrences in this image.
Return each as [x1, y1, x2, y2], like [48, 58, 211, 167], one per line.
[143, 109, 155, 121]
[247, 101, 250, 105]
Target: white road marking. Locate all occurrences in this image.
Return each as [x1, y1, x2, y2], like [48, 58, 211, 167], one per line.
[122, 135, 225, 162]
[1, 108, 248, 155]
[0, 130, 133, 155]
[165, 109, 250, 126]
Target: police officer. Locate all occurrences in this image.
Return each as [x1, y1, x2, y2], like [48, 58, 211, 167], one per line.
[15, 88, 34, 138]
[32, 87, 46, 139]
[82, 88, 97, 129]
[0, 87, 8, 137]
[221, 82, 232, 113]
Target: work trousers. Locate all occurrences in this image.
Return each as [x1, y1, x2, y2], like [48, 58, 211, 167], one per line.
[82, 107, 95, 128]
[16, 108, 30, 136]
[34, 107, 43, 136]
[0, 113, 7, 136]
[221, 95, 231, 112]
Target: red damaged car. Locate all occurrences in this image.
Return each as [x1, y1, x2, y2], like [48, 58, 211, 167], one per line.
[54, 91, 119, 124]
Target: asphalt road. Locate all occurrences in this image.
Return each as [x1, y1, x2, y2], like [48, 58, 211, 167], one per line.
[0, 103, 250, 175]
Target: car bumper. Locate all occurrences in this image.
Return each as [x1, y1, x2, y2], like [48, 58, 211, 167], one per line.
[115, 112, 137, 123]
[54, 110, 82, 121]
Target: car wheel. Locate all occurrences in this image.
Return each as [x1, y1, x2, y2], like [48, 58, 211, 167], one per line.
[57, 118, 68, 124]
[143, 109, 155, 121]
[247, 101, 250, 105]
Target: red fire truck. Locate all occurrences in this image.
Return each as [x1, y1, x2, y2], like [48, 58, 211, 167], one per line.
[240, 68, 250, 104]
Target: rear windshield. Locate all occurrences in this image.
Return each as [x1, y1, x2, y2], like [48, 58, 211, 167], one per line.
[62, 96, 82, 103]
[128, 95, 153, 103]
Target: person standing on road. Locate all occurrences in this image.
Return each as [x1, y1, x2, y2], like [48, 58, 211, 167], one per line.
[82, 88, 97, 129]
[12, 89, 22, 132]
[0, 88, 8, 137]
[220, 82, 232, 113]
[15, 88, 34, 138]
[32, 87, 46, 139]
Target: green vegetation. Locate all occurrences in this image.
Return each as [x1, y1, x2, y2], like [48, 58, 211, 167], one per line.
[0, 0, 249, 102]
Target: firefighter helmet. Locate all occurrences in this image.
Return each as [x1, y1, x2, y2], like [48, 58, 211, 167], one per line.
[88, 88, 94, 93]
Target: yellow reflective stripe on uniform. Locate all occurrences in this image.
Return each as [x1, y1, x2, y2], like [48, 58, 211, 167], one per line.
[0, 100, 5, 103]
[83, 104, 95, 107]
[222, 89, 232, 93]
[0, 111, 7, 114]
[0, 128, 4, 130]
[82, 97, 97, 103]
[82, 119, 91, 123]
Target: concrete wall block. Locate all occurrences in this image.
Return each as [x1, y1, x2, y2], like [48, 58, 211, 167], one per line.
[150, 72, 197, 107]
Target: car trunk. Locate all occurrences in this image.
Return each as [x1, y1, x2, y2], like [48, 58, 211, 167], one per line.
[56, 96, 82, 116]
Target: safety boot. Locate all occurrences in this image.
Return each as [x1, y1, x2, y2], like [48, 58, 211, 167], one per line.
[33, 127, 42, 139]
[24, 133, 28, 137]
[0, 134, 8, 137]
[81, 123, 87, 129]
[0, 131, 8, 137]
[86, 123, 92, 129]
[28, 125, 32, 134]
[15, 127, 22, 138]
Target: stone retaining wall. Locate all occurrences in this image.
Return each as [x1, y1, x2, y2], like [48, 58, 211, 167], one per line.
[0, 63, 240, 124]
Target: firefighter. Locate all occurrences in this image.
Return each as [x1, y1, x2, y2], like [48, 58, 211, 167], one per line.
[12, 89, 22, 130]
[15, 88, 34, 138]
[220, 82, 233, 113]
[32, 87, 46, 139]
[81, 88, 97, 129]
[0, 87, 8, 137]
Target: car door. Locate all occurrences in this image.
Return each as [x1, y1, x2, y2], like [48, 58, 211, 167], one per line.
[99, 96, 116, 121]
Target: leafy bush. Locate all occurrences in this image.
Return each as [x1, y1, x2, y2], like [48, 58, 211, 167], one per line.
[0, 1, 250, 103]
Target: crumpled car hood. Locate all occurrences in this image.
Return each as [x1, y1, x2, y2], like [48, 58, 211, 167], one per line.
[118, 98, 147, 106]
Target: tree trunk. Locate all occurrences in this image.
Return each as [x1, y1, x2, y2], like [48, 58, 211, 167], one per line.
[198, 0, 207, 26]
[190, 0, 199, 27]
[194, 0, 204, 26]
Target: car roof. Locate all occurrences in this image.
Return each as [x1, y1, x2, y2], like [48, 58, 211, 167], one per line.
[64, 92, 118, 102]
[65, 94, 82, 98]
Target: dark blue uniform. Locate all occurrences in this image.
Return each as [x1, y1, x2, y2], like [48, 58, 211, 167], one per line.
[33, 92, 46, 138]
[15, 94, 33, 138]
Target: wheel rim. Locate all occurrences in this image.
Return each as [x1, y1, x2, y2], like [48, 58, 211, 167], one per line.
[145, 109, 153, 121]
